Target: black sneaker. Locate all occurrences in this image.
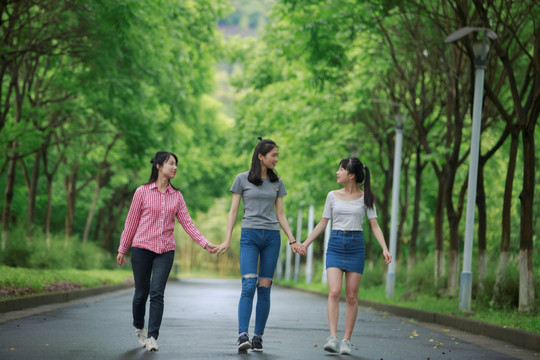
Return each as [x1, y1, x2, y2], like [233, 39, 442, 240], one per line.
[251, 336, 263, 352]
[238, 334, 251, 351]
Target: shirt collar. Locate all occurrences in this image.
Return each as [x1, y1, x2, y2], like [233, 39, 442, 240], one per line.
[150, 182, 173, 193]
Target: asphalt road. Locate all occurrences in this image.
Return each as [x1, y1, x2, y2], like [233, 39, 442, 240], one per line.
[0, 278, 538, 360]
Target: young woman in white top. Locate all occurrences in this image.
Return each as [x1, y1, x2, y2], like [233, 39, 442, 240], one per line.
[299, 157, 391, 355]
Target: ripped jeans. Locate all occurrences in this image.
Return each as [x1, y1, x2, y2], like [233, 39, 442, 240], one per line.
[238, 228, 281, 336]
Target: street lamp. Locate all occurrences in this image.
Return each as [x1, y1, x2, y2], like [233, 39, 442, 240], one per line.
[374, 99, 403, 299]
[445, 27, 497, 311]
[386, 106, 404, 298]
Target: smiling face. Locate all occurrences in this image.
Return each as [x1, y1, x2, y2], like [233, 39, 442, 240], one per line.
[258, 146, 279, 170]
[336, 165, 354, 184]
[158, 155, 177, 180]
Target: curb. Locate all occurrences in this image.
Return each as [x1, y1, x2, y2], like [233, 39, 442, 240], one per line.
[0, 283, 133, 314]
[281, 284, 540, 353]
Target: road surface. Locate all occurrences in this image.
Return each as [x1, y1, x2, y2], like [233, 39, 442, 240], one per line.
[0, 278, 538, 359]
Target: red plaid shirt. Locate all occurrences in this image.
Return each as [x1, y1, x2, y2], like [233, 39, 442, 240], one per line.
[118, 182, 208, 254]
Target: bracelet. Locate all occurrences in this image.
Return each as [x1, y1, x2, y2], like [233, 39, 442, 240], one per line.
[289, 240, 297, 245]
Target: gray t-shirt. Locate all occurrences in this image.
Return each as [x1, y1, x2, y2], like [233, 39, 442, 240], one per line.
[322, 191, 377, 231]
[230, 171, 287, 230]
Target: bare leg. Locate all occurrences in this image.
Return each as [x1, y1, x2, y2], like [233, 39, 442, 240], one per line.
[326, 268, 344, 337]
[343, 271, 362, 340]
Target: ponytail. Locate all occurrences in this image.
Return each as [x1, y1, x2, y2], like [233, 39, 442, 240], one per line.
[339, 157, 375, 209]
[363, 165, 374, 209]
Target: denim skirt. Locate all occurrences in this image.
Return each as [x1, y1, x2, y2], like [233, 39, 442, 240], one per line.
[326, 230, 365, 274]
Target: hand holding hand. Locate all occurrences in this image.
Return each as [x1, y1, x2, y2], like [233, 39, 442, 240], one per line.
[383, 250, 392, 264]
[215, 242, 230, 257]
[290, 241, 305, 256]
[117, 253, 127, 266]
[205, 243, 218, 254]
[297, 243, 307, 256]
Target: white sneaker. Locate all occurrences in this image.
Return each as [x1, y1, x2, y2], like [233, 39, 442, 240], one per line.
[340, 339, 352, 355]
[135, 328, 147, 347]
[323, 336, 340, 353]
[145, 336, 159, 352]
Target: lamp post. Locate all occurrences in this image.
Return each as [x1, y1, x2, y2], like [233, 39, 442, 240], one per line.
[373, 99, 403, 298]
[386, 106, 404, 298]
[445, 27, 497, 311]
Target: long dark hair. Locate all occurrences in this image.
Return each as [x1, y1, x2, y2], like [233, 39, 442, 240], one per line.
[248, 137, 279, 186]
[339, 157, 375, 209]
[146, 151, 179, 190]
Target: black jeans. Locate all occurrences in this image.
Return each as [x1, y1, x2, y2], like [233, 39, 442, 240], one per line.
[131, 247, 175, 339]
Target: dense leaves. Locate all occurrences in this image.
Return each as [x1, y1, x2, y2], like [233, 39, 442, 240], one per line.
[0, 0, 231, 251]
[223, 0, 539, 311]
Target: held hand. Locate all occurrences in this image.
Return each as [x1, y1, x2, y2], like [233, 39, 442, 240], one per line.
[205, 243, 218, 254]
[117, 253, 127, 266]
[297, 243, 307, 256]
[290, 241, 304, 256]
[383, 250, 392, 264]
[215, 242, 230, 257]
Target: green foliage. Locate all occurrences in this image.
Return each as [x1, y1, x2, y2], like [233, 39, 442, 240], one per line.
[0, 225, 115, 270]
[474, 258, 520, 310]
[277, 254, 540, 334]
[2, 227, 33, 268]
[0, 0, 234, 255]
[404, 255, 437, 294]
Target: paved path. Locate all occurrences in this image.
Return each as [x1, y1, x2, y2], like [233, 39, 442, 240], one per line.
[0, 278, 538, 360]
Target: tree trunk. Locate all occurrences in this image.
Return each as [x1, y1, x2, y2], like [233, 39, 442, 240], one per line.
[379, 160, 393, 244]
[518, 128, 535, 311]
[447, 221, 460, 297]
[82, 174, 100, 244]
[45, 176, 53, 248]
[444, 162, 463, 297]
[434, 181, 445, 285]
[25, 151, 41, 239]
[64, 162, 79, 244]
[408, 146, 422, 277]
[492, 127, 518, 302]
[1, 144, 16, 250]
[476, 161, 487, 291]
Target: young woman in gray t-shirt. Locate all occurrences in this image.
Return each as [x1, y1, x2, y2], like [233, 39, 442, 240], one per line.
[299, 157, 392, 355]
[216, 138, 302, 352]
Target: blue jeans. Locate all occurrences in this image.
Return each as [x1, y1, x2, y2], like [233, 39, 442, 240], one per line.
[131, 247, 175, 339]
[238, 228, 281, 336]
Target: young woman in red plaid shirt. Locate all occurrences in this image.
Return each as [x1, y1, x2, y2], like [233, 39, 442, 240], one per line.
[116, 151, 217, 352]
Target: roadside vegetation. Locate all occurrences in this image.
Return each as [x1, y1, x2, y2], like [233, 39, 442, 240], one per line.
[277, 255, 540, 335]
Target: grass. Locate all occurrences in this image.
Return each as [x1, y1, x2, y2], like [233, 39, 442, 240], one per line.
[0, 265, 133, 299]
